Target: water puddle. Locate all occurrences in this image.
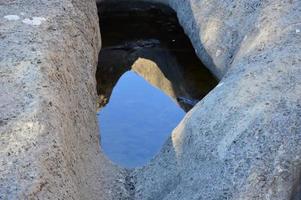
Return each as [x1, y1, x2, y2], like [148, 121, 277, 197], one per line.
[96, 2, 218, 168]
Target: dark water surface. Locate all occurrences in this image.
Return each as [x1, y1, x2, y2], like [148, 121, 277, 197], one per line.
[96, 2, 217, 168]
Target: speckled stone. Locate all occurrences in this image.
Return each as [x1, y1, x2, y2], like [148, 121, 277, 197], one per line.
[0, 0, 128, 199]
[1, 0, 301, 199]
[131, 0, 301, 199]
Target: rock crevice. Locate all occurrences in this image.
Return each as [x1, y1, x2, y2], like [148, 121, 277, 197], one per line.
[0, 0, 300, 199]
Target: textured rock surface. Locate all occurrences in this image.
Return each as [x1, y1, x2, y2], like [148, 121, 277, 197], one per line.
[1, 0, 301, 199]
[128, 0, 301, 199]
[0, 1, 129, 199]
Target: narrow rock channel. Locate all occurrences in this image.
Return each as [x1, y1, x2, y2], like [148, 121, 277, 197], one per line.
[96, 1, 217, 168]
[1, 0, 300, 199]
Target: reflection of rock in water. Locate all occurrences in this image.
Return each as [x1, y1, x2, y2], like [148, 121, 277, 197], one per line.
[96, 3, 217, 111]
[97, 44, 217, 111]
